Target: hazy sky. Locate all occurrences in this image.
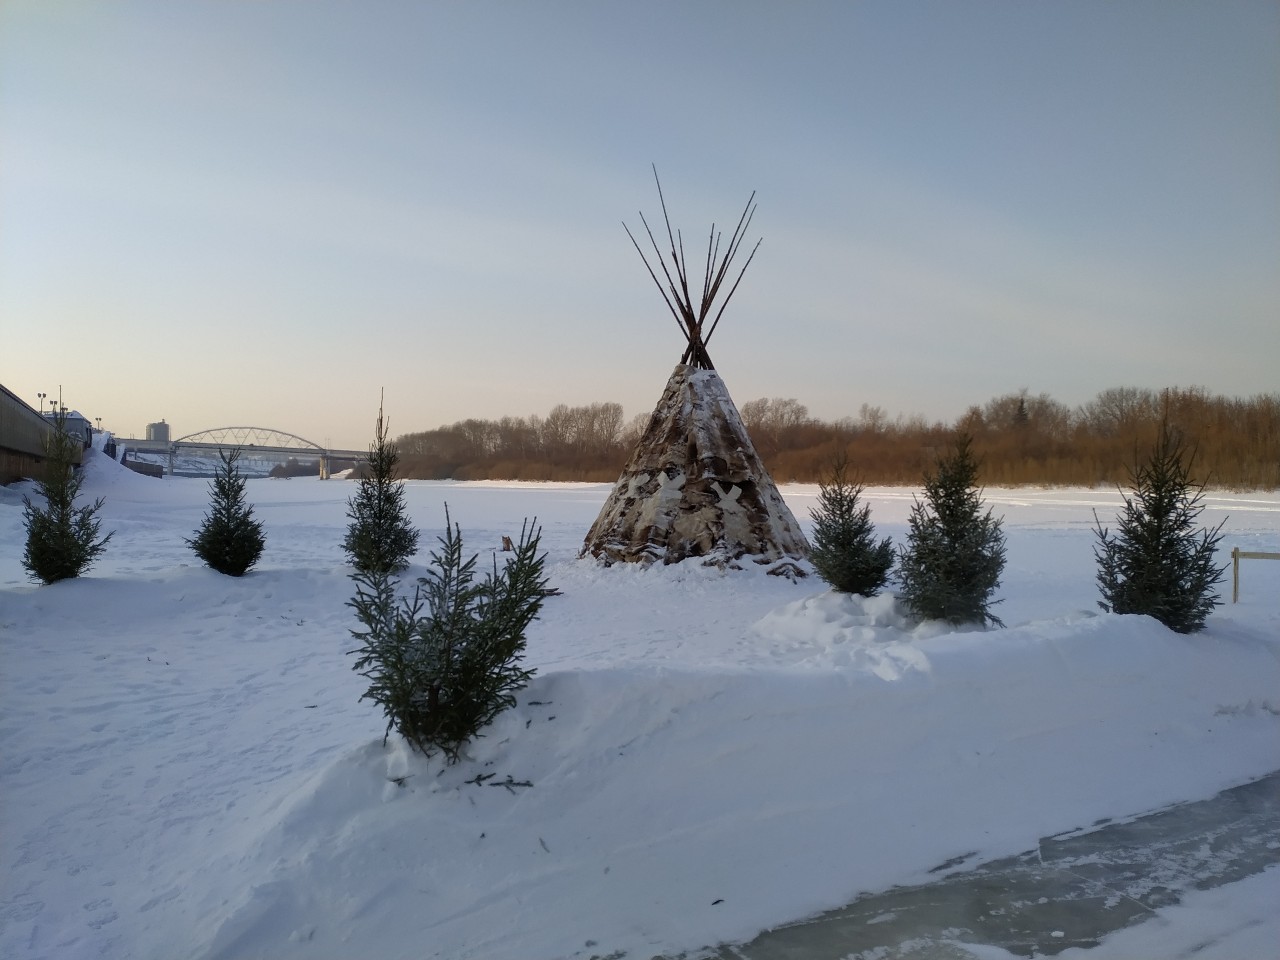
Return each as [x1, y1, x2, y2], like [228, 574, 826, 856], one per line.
[2, 1, 1277, 449]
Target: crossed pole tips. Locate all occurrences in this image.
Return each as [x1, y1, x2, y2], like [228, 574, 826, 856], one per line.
[622, 165, 761, 372]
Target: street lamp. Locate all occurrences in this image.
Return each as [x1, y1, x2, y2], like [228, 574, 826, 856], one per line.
[37, 392, 46, 414]
[96, 417, 102, 432]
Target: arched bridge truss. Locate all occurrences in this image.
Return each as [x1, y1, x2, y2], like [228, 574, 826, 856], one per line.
[174, 426, 325, 452]
[168, 426, 364, 479]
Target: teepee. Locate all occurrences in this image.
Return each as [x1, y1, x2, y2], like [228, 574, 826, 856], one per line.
[582, 172, 809, 568]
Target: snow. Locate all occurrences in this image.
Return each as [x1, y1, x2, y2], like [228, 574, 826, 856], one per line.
[2, 443, 1278, 960]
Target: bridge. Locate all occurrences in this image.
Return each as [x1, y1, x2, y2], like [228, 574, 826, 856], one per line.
[139, 426, 367, 479]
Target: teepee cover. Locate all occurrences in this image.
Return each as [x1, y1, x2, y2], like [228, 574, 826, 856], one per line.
[583, 362, 809, 565]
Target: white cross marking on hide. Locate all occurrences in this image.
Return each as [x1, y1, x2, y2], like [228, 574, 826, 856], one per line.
[715, 483, 741, 503]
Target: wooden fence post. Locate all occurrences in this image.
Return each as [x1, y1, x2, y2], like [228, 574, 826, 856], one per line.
[1231, 548, 1280, 603]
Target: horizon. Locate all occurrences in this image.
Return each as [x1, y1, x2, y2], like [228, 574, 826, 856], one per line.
[3, 1, 1277, 449]
[11, 379, 1277, 450]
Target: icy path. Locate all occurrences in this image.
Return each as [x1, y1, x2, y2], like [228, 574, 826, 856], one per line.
[698, 770, 1280, 959]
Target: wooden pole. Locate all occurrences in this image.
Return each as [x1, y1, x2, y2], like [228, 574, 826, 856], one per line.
[1230, 549, 1280, 603]
[623, 169, 758, 372]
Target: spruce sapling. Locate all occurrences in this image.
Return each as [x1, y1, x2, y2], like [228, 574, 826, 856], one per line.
[186, 448, 265, 576]
[343, 396, 419, 574]
[349, 507, 548, 762]
[1094, 422, 1226, 633]
[809, 454, 893, 595]
[897, 432, 1006, 626]
[22, 412, 113, 584]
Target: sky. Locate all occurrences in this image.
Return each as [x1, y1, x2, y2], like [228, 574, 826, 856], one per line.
[2, 0, 1277, 449]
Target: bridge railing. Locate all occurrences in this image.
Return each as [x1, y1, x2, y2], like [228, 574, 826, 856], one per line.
[164, 439, 366, 479]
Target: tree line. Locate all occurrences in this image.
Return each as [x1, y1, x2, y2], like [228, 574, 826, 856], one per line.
[392, 387, 1279, 490]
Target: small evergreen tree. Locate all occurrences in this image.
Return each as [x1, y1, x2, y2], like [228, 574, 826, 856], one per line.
[186, 448, 265, 576]
[897, 432, 1006, 626]
[22, 413, 113, 584]
[1094, 423, 1226, 633]
[809, 454, 893, 595]
[343, 398, 419, 574]
[349, 508, 548, 762]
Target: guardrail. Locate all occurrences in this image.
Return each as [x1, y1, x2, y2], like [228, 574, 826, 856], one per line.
[1232, 547, 1280, 603]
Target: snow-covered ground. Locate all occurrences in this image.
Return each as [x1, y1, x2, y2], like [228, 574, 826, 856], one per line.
[1, 442, 1278, 960]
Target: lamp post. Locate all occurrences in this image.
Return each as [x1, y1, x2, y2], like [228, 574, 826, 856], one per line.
[37, 392, 46, 414]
